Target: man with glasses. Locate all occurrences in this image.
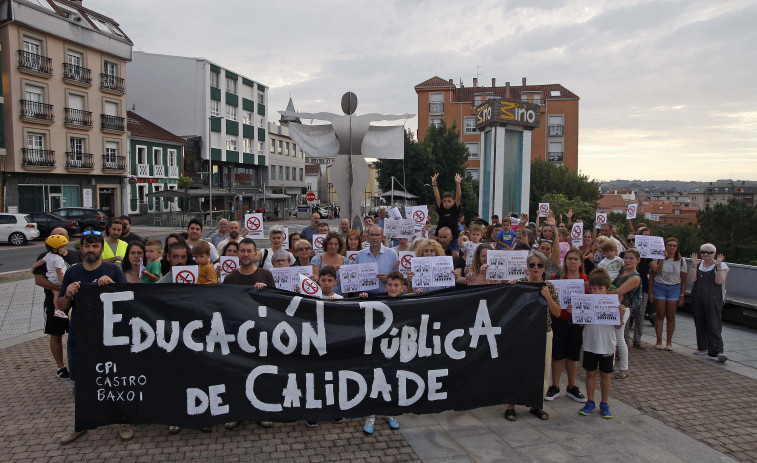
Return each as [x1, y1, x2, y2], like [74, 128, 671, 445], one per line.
[355, 225, 398, 294]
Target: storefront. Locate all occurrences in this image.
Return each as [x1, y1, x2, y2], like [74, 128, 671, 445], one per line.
[7, 173, 123, 215]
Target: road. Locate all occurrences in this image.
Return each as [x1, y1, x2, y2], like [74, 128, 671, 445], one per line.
[0, 219, 321, 274]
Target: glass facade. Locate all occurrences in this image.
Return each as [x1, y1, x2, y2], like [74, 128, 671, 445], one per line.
[18, 185, 80, 212]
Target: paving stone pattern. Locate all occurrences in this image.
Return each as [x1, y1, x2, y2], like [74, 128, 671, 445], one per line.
[0, 279, 45, 342]
[0, 336, 420, 463]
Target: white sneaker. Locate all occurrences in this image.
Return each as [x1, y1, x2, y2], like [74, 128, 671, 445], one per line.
[363, 417, 375, 435]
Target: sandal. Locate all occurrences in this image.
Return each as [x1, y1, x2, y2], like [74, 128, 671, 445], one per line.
[529, 408, 549, 420]
[614, 371, 630, 380]
[504, 409, 517, 421]
[655, 344, 664, 350]
[665, 344, 673, 351]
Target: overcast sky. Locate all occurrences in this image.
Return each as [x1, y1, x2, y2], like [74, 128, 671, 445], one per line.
[101, 0, 756, 182]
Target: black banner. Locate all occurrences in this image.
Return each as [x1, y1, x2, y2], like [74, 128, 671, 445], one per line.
[74, 284, 547, 431]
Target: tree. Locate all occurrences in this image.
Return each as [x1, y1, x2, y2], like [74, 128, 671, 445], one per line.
[375, 130, 432, 207]
[696, 200, 757, 265]
[178, 176, 193, 213]
[530, 160, 601, 222]
[538, 192, 596, 226]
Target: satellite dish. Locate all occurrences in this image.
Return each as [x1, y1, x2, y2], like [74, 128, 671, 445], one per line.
[341, 92, 357, 115]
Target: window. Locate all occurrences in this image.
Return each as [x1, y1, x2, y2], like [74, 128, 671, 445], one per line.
[548, 115, 564, 137]
[23, 37, 42, 55]
[226, 104, 237, 121]
[465, 142, 479, 159]
[27, 132, 45, 150]
[270, 165, 276, 181]
[137, 146, 147, 165]
[104, 61, 118, 77]
[226, 77, 237, 94]
[430, 118, 442, 128]
[466, 168, 479, 181]
[226, 139, 237, 151]
[105, 141, 119, 167]
[67, 51, 83, 67]
[70, 137, 84, 153]
[104, 100, 119, 116]
[278, 140, 283, 154]
[258, 118, 264, 128]
[167, 149, 177, 167]
[278, 166, 283, 180]
[210, 71, 219, 88]
[464, 117, 477, 134]
[243, 111, 253, 125]
[210, 100, 219, 117]
[299, 168, 303, 182]
[152, 147, 163, 165]
[548, 141, 563, 163]
[429, 92, 443, 112]
[243, 138, 253, 153]
[550, 90, 562, 97]
[270, 141, 275, 153]
[257, 93, 264, 104]
[285, 166, 290, 181]
[258, 142, 264, 154]
[24, 84, 45, 117]
[285, 142, 290, 155]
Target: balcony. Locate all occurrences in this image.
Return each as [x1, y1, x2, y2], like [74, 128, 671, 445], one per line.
[168, 166, 179, 177]
[65, 152, 94, 169]
[62, 63, 92, 87]
[429, 102, 444, 113]
[64, 108, 93, 128]
[548, 152, 564, 162]
[136, 163, 150, 176]
[100, 73, 125, 94]
[17, 50, 53, 77]
[19, 100, 54, 124]
[21, 148, 55, 168]
[101, 114, 125, 133]
[103, 154, 126, 171]
[153, 164, 165, 177]
[548, 125, 564, 137]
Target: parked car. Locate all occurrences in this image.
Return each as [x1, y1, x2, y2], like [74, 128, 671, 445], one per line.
[0, 213, 39, 246]
[51, 207, 107, 233]
[28, 212, 80, 237]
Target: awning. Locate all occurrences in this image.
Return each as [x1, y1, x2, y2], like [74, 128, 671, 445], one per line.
[146, 190, 189, 199]
[263, 192, 291, 199]
[378, 191, 419, 199]
[187, 189, 237, 197]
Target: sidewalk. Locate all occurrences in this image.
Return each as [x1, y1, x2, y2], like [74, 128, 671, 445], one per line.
[1, 277, 755, 462]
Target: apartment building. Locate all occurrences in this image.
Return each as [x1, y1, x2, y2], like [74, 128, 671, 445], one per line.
[414, 76, 579, 176]
[126, 51, 268, 213]
[266, 98, 306, 212]
[0, 0, 132, 215]
[689, 181, 757, 210]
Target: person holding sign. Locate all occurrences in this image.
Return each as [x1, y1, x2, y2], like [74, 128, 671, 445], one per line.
[431, 172, 463, 255]
[578, 269, 626, 419]
[222, 239, 275, 289]
[293, 239, 314, 267]
[120, 241, 145, 284]
[156, 242, 192, 283]
[546, 249, 588, 403]
[57, 230, 130, 444]
[312, 232, 345, 282]
[609, 248, 642, 379]
[355, 225, 398, 295]
[343, 230, 363, 254]
[259, 225, 295, 269]
[467, 244, 500, 286]
[649, 237, 687, 351]
[504, 250, 562, 422]
[689, 244, 729, 361]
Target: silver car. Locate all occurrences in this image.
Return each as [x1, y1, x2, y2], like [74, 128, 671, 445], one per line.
[0, 213, 40, 246]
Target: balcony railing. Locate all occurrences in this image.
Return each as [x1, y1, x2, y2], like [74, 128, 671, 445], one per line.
[153, 164, 165, 177]
[62, 63, 92, 85]
[65, 152, 94, 169]
[21, 148, 55, 167]
[101, 114, 125, 132]
[103, 155, 126, 170]
[168, 166, 179, 177]
[64, 108, 93, 127]
[137, 163, 150, 176]
[100, 73, 125, 93]
[548, 152, 564, 162]
[429, 102, 444, 113]
[548, 125, 564, 136]
[18, 50, 53, 75]
[20, 100, 54, 121]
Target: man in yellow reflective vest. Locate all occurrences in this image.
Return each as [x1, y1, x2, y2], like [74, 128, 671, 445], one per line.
[102, 218, 128, 264]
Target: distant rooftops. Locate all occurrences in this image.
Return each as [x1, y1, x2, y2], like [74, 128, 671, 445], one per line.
[19, 0, 132, 43]
[414, 76, 578, 102]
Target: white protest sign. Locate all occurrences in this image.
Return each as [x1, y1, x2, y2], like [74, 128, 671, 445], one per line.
[358, 263, 380, 291]
[634, 235, 665, 259]
[485, 250, 529, 281]
[138, 257, 146, 276]
[407, 205, 428, 228]
[595, 213, 608, 229]
[281, 227, 289, 250]
[387, 207, 402, 220]
[270, 267, 294, 292]
[384, 218, 415, 239]
[298, 274, 323, 298]
[571, 294, 621, 325]
[398, 251, 415, 277]
[412, 256, 455, 289]
[312, 234, 327, 255]
[244, 213, 264, 238]
[218, 256, 239, 283]
[538, 203, 550, 218]
[172, 265, 199, 284]
[571, 222, 584, 248]
[626, 203, 638, 220]
[345, 250, 359, 264]
[411, 256, 433, 289]
[550, 279, 586, 309]
[338, 264, 360, 293]
[464, 240, 480, 267]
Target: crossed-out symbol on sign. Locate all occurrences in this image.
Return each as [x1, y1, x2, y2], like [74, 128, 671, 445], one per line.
[246, 216, 261, 231]
[539, 204, 549, 212]
[314, 237, 324, 250]
[596, 215, 606, 224]
[221, 260, 237, 274]
[401, 255, 413, 269]
[571, 225, 582, 239]
[176, 270, 195, 284]
[302, 278, 319, 295]
[413, 210, 426, 222]
[628, 205, 636, 214]
[347, 254, 357, 263]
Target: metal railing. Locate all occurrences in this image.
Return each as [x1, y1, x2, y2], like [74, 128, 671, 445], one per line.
[18, 50, 53, 74]
[64, 108, 93, 127]
[103, 154, 126, 170]
[21, 148, 55, 167]
[101, 114, 125, 131]
[62, 63, 92, 84]
[65, 152, 94, 168]
[20, 100, 54, 120]
[100, 73, 125, 92]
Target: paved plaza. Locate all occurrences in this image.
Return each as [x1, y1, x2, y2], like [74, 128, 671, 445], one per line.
[1, 266, 756, 462]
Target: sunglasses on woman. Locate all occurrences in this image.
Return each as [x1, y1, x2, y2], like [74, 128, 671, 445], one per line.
[701, 250, 715, 255]
[297, 247, 311, 251]
[528, 262, 545, 268]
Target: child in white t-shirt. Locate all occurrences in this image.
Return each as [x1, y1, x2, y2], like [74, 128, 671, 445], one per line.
[597, 241, 623, 280]
[35, 235, 70, 318]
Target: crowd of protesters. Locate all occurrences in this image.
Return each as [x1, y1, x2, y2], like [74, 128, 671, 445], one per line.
[38, 176, 730, 443]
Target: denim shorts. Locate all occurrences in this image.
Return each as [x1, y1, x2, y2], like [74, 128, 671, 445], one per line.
[653, 282, 681, 301]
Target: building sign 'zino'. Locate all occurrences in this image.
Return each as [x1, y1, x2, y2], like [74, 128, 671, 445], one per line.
[475, 98, 541, 130]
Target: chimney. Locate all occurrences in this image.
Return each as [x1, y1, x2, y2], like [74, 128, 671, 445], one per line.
[522, 77, 527, 86]
[505, 81, 511, 99]
[473, 78, 478, 88]
[492, 78, 496, 87]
